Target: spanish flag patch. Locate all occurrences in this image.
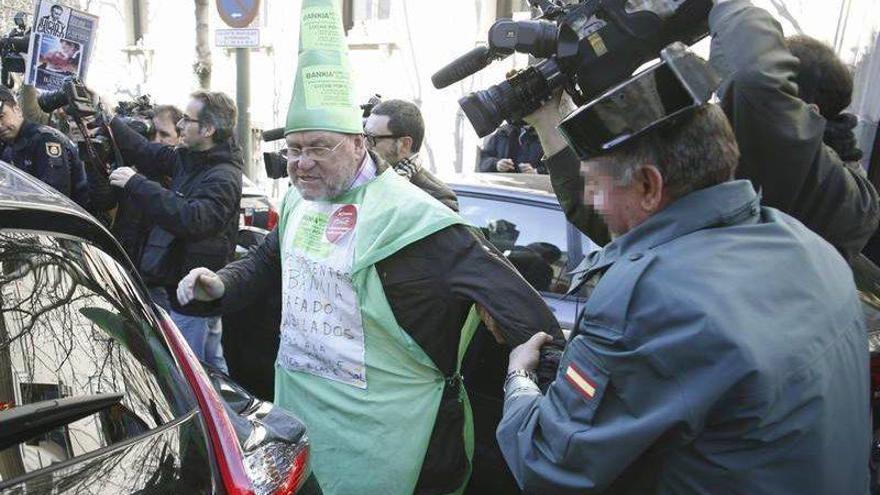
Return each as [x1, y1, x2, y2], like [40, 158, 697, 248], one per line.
[564, 363, 597, 400]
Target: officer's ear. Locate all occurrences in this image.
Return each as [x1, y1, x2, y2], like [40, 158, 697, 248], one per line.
[633, 165, 665, 213]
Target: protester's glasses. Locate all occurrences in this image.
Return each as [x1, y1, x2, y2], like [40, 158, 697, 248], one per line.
[282, 138, 347, 161]
[365, 134, 401, 147]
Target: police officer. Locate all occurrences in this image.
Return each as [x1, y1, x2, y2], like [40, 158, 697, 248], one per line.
[496, 45, 870, 494]
[0, 85, 88, 207]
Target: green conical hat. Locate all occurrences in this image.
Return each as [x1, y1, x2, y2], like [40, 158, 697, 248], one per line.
[285, 0, 362, 135]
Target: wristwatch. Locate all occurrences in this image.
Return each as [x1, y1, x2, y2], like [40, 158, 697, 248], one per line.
[503, 368, 537, 395]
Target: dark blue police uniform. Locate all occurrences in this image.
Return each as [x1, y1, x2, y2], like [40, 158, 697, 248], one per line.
[0, 121, 89, 207]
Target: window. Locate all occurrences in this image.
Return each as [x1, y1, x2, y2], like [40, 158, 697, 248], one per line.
[0, 231, 196, 478]
[353, 0, 391, 21]
[458, 194, 590, 294]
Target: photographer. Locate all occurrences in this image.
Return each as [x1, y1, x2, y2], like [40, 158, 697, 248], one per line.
[540, 0, 878, 262]
[478, 122, 546, 174]
[111, 102, 181, 264]
[108, 90, 242, 372]
[151, 104, 182, 145]
[497, 42, 869, 492]
[0, 84, 88, 207]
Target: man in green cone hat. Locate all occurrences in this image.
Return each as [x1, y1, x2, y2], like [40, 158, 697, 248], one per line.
[176, 1, 564, 493]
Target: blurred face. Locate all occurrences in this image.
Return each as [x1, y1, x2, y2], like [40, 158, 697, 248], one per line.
[50, 6, 62, 20]
[364, 114, 404, 164]
[285, 131, 365, 201]
[152, 113, 180, 145]
[177, 99, 212, 151]
[582, 161, 644, 237]
[0, 102, 24, 144]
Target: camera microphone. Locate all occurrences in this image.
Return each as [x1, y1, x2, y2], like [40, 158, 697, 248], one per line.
[261, 127, 286, 142]
[432, 46, 496, 90]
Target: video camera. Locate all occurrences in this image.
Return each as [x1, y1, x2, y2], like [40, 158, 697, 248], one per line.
[114, 95, 156, 141]
[1, 12, 30, 88]
[432, 0, 712, 137]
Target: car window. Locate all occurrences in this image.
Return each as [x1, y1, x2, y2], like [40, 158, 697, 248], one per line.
[0, 231, 196, 478]
[458, 194, 590, 294]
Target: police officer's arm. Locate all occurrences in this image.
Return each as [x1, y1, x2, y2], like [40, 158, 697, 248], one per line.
[497, 332, 694, 494]
[709, 0, 879, 260]
[109, 116, 177, 177]
[124, 164, 241, 240]
[214, 227, 282, 314]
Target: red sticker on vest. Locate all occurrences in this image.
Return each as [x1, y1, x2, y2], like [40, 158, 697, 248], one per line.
[326, 204, 358, 243]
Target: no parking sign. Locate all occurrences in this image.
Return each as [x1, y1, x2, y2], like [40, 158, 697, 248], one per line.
[216, 0, 260, 29]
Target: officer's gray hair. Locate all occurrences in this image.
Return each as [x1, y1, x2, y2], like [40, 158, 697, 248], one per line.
[591, 104, 739, 199]
[190, 90, 237, 144]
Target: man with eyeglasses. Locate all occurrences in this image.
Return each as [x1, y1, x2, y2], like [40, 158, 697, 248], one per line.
[175, 2, 563, 490]
[364, 98, 459, 211]
[107, 91, 242, 374]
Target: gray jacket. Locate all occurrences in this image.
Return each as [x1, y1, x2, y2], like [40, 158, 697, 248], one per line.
[497, 180, 870, 494]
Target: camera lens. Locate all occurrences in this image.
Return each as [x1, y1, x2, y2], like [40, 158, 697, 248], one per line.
[459, 59, 564, 137]
[37, 89, 69, 113]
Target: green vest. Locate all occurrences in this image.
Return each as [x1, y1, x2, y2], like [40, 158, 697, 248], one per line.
[276, 169, 479, 495]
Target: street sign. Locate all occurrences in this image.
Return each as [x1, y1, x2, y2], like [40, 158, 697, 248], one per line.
[216, 0, 260, 29]
[216, 28, 260, 47]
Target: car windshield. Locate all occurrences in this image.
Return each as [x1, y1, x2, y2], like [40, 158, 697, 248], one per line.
[0, 230, 195, 478]
[458, 194, 596, 295]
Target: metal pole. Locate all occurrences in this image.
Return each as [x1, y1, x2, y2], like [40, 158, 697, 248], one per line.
[236, 47, 253, 179]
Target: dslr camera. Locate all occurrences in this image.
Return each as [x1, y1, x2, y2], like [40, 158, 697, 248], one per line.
[432, 0, 713, 137]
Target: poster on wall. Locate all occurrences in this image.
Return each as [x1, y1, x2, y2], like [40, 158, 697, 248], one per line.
[24, 0, 99, 91]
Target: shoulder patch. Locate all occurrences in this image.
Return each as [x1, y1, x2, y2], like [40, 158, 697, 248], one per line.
[45, 142, 62, 158]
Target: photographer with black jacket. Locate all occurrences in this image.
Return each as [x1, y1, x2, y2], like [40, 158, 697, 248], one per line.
[108, 90, 242, 372]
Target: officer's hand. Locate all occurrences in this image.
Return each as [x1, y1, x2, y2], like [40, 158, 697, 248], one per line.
[508, 332, 554, 373]
[518, 163, 537, 174]
[496, 158, 516, 172]
[177, 268, 226, 306]
[522, 90, 577, 157]
[109, 167, 137, 188]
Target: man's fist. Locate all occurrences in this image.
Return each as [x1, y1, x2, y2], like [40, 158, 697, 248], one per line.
[177, 267, 226, 306]
[518, 163, 538, 174]
[109, 167, 137, 188]
[496, 158, 516, 172]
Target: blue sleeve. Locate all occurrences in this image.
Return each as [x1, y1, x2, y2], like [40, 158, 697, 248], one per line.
[496, 333, 692, 494]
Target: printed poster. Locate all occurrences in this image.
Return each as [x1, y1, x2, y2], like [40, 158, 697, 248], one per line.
[25, 0, 99, 91]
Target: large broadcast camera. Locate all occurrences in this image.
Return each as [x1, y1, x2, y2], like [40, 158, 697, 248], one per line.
[432, 0, 712, 137]
[0, 12, 30, 88]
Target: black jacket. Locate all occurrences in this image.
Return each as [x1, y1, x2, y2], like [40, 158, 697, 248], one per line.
[110, 117, 243, 316]
[215, 167, 564, 494]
